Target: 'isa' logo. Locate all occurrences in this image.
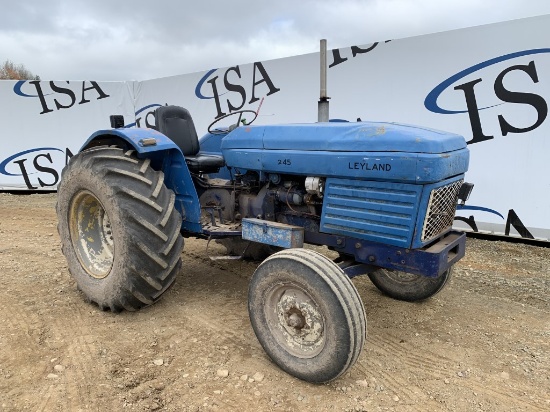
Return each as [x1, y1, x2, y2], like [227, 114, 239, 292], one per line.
[0, 147, 74, 189]
[425, 48, 550, 144]
[13, 81, 110, 115]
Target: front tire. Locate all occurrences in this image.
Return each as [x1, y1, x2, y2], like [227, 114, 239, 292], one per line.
[368, 268, 453, 302]
[56, 146, 184, 312]
[248, 249, 366, 383]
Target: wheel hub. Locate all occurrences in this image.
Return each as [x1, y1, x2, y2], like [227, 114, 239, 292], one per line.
[69, 191, 114, 279]
[286, 311, 306, 329]
[267, 284, 326, 358]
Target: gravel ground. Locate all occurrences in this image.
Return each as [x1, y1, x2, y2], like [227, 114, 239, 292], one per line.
[0, 192, 548, 411]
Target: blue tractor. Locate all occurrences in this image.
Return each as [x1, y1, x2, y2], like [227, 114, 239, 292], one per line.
[56, 106, 472, 383]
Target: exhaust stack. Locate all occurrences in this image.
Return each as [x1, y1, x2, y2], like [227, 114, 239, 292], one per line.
[318, 39, 330, 122]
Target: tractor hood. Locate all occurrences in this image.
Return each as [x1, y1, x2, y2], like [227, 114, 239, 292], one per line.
[220, 121, 469, 183]
[221, 122, 466, 153]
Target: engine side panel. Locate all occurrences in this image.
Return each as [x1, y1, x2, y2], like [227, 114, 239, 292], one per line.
[222, 148, 469, 184]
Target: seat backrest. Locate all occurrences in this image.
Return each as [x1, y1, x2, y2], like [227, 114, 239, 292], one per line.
[154, 106, 200, 156]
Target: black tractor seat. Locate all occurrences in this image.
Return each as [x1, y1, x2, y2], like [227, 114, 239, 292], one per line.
[154, 105, 225, 174]
[184, 153, 225, 172]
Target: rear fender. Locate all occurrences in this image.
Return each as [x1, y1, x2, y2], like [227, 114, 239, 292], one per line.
[81, 128, 202, 234]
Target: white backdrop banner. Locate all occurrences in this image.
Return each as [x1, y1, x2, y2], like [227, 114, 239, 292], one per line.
[0, 80, 135, 190]
[2, 15, 549, 241]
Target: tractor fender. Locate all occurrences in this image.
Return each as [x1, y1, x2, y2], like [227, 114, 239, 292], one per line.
[80, 128, 203, 234]
[81, 127, 179, 154]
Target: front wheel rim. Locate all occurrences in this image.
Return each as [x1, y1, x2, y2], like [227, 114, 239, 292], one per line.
[381, 269, 423, 284]
[69, 191, 114, 279]
[265, 282, 326, 358]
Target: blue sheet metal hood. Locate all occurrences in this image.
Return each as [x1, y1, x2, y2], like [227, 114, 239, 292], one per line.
[221, 122, 467, 153]
[220, 121, 469, 183]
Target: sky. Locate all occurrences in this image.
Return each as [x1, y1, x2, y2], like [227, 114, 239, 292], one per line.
[1, 0, 550, 81]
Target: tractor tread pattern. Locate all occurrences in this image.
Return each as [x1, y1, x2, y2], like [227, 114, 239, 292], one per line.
[250, 248, 366, 383]
[56, 146, 183, 312]
[265, 249, 366, 381]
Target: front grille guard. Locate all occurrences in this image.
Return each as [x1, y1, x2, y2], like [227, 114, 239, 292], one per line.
[421, 179, 464, 242]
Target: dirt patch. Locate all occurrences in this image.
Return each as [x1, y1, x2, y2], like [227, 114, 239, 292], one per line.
[0, 193, 548, 411]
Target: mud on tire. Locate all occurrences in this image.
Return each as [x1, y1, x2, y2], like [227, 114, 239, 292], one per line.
[248, 249, 367, 383]
[56, 146, 184, 312]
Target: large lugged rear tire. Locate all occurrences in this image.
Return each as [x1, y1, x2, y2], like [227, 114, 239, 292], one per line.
[248, 249, 367, 383]
[56, 146, 184, 312]
[368, 268, 453, 302]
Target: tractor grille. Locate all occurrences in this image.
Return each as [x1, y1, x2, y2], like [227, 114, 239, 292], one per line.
[421, 179, 463, 242]
[320, 178, 422, 248]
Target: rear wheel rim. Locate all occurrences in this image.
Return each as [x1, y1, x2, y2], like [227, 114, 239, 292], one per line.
[264, 281, 326, 358]
[69, 191, 114, 279]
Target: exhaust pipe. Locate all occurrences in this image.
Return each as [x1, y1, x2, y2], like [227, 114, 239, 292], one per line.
[318, 39, 330, 122]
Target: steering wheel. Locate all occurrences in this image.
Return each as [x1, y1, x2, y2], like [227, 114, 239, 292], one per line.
[207, 110, 258, 135]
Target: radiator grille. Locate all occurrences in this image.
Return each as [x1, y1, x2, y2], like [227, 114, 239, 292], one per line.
[421, 179, 463, 242]
[320, 178, 422, 248]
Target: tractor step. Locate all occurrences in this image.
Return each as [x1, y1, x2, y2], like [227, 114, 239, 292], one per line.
[242, 218, 304, 249]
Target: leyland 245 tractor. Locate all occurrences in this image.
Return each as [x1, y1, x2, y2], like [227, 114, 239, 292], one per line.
[57, 64, 473, 382]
